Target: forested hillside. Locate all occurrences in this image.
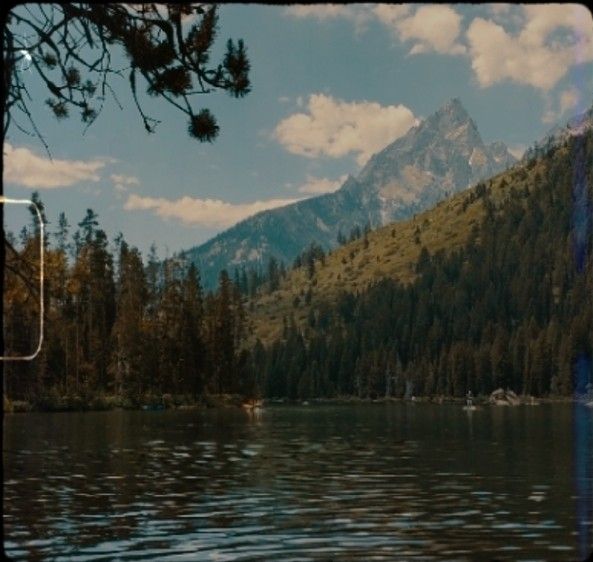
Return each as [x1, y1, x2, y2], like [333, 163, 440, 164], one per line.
[3, 208, 255, 408]
[250, 131, 593, 400]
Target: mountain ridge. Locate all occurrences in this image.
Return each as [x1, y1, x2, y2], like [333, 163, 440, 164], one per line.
[185, 98, 516, 288]
[524, 101, 593, 160]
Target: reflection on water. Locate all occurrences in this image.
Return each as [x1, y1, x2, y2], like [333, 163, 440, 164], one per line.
[3, 403, 592, 561]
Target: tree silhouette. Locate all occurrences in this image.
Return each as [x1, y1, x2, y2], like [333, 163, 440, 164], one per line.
[3, 4, 250, 151]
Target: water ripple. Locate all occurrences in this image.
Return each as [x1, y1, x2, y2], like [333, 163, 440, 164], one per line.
[3, 404, 590, 560]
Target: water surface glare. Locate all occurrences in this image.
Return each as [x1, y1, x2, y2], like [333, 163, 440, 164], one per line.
[3, 403, 592, 560]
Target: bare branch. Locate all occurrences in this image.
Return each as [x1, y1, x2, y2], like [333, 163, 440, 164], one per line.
[3, 3, 251, 146]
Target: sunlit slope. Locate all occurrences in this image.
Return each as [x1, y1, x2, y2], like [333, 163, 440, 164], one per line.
[248, 155, 547, 344]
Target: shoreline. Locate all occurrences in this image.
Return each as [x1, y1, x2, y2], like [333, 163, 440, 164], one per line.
[3, 393, 245, 414]
[3, 392, 578, 414]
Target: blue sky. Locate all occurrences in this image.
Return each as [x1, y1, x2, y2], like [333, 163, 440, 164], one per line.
[3, 4, 593, 259]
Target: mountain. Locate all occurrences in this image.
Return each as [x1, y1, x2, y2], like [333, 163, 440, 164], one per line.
[249, 109, 593, 345]
[185, 98, 516, 288]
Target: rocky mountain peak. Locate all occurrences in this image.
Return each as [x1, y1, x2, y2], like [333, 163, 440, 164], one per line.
[433, 97, 471, 123]
[430, 98, 480, 145]
[186, 99, 517, 288]
[357, 98, 510, 190]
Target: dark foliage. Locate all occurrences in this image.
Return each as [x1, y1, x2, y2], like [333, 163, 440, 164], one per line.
[252, 133, 593, 400]
[3, 4, 250, 150]
[4, 207, 250, 405]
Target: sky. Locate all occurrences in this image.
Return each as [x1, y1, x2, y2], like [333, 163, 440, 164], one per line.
[3, 3, 593, 260]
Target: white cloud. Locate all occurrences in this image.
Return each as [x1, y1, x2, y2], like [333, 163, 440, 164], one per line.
[110, 173, 139, 186]
[3, 143, 106, 188]
[487, 4, 512, 16]
[541, 107, 557, 125]
[559, 87, 581, 115]
[466, 5, 593, 91]
[542, 86, 583, 124]
[371, 4, 411, 26]
[288, 4, 593, 96]
[376, 4, 466, 55]
[285, 4, 373, 34]
[288, 4, 465, 55]
[110, 173, 140, 193]
[273, 94, 417, 166]
[285, 4, 371, 30]
[507, 144, 526, 159]
[483, 4, 525, 29]
[297, 174, 348, 195]
[285, 4, 358, 20]
[124, 193, 301, 228]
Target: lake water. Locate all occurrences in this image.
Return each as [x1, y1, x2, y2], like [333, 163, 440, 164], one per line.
[3, 403, 593, 561]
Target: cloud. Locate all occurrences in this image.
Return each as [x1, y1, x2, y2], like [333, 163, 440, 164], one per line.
[3, 143, 106, 188]
[483, 4, 525, 30]
[273, 94, 417, 165]
[539, 109, 557, 125]
[466, 5, 593, 91]
[287, 4, 592, 95]
[297, 174, 348, 195]
[288, 4, 465, 55]
[110, 173, 140, 193]
[559, 87, 581, 115]
[286, 4, 358, 20]
[375, 4, 466, 55]
[124, 193, 301, 228]
[542, 86, 583, 124]
[110, 173, 140, 186]
[285, 4, 370, 30]
[371, 4, 411, 26]
[487, 4, 512, 16]
[507, 144, 526, 159]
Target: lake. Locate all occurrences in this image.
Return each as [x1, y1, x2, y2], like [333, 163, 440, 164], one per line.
[3, 403, 592, 561]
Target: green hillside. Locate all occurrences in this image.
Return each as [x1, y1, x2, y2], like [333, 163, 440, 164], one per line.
[250, 147, 547, 345]
[248, 131, 593, 400]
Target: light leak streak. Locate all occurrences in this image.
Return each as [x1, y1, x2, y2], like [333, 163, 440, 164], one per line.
[0, 197, 44, 361]
[570, 105, 593, 559]
[567, 9, 593, 552]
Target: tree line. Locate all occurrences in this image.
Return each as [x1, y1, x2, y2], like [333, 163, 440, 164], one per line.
[4, 202, 254, 407]
[4, 131, 592, 407]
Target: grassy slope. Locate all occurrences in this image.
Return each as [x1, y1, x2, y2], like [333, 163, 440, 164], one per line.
[248, 156, 543, 345]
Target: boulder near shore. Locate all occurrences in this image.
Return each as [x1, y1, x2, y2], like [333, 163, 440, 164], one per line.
[489, 388, 521, 406]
